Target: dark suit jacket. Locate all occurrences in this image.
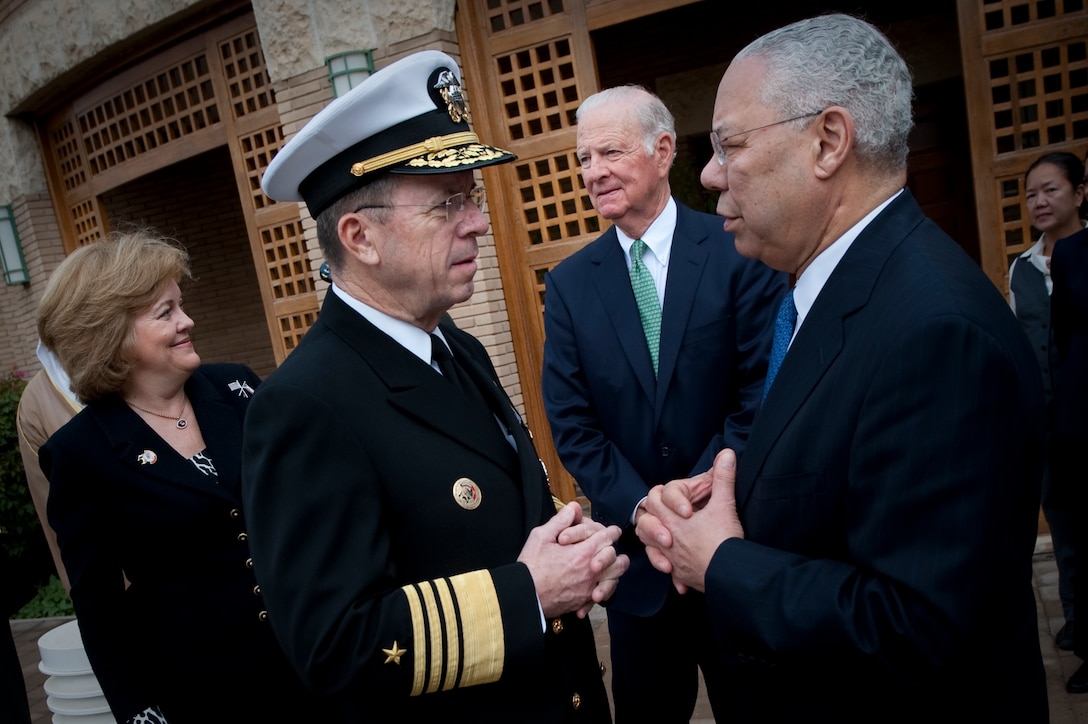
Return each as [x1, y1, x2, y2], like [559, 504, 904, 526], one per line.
[241, 292, 610, 723]
[700, 190, 1048, 722]
[1051, 227, 1088, 437]
[542, 201, 786, 616]
[41, 364, 317, 721]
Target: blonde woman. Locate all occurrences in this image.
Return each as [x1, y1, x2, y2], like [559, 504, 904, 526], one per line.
[39, 231, 325, 722]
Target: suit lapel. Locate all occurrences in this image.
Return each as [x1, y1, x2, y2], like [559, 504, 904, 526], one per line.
[590, 228, 657, 402]
[446, 330, 539, 494]
[95, 390, 237, 503]
[445, 330, 545, 528]
[655, 206, 709, 417]
[319, 294, 519, 475]
[736, 191, 925, 511]
[187, 371, 245, 498]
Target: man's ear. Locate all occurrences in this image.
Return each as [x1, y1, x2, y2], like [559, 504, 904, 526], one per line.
[812, 107, 853, 180]
[338, 211, 380, 266]
[655, 131, 676, 175]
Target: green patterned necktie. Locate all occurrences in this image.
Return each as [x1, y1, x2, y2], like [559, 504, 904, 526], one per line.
[629, 238, 662, 377]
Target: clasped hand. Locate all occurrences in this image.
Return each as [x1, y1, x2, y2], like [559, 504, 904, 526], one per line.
[518, 501, 629, 618]
[635, 448, 744, 594]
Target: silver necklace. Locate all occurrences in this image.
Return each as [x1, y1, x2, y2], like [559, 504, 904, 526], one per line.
[126, 398, 188, 429]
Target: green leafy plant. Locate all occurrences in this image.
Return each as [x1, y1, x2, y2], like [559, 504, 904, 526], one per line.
[0, 371, 31, 550]
[14, 575, 73, 619]
[0, 370, 54, 616]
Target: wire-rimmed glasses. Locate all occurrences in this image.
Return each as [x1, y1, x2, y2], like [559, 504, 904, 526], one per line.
[353, 186, 486, 221]
[709, 110, 826, 166]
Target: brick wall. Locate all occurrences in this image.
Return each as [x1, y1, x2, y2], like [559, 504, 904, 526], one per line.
[0, 194, 67, 376]
[100, 146, 278, 379]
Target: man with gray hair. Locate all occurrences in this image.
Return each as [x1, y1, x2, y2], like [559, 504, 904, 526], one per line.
[636, 14, 1048, 721]
[542, 84, 785, 722]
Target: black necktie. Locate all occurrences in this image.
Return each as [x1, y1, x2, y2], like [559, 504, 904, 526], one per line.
[431, 333, 467, 394]
[431, 333, 517, 446]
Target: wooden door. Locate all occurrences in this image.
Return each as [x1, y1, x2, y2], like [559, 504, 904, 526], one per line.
[958, 0, 1088, 291]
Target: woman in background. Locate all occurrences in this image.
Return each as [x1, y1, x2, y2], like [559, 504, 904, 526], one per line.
[1009, 151, 1085, 654]
[39, 231, 323, 722]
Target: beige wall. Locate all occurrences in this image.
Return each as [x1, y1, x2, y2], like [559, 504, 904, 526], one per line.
[0, 0, 212, 201]
[252, 0, 456, 82]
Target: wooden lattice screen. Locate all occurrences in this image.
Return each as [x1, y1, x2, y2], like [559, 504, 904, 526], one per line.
[458, 0, 697, 501]
[215, 24, 319, 360]
[457, 0, 603, 502]
[37, 12, 317, 364]
[958, 0, 1088, 290]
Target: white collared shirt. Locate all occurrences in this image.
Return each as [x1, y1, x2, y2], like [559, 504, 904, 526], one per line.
[790, 190, 903, 347]
[332, 284, 516, 448]
[36, 339, 82, 410]
[331, 284, 449, 370]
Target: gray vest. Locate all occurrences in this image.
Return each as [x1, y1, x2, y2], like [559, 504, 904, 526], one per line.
[1010, 256, 1054, 404]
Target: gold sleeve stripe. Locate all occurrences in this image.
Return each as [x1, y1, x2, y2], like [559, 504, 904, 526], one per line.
[448, 570, 504, 688]
[402, 582, 429, 696]
[433, 578, 461, 690]
[400, 570, 504, 696]
[420, 581, 445, 694]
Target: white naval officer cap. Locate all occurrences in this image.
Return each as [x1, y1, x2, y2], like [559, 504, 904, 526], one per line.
[261, 50, 516, 218]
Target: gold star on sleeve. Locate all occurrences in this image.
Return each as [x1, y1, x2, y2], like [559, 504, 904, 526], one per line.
[382, 641, 407, 665]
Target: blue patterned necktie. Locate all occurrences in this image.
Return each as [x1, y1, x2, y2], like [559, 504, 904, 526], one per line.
[763, 289, 796, 403]
[629, 238, 662, 377]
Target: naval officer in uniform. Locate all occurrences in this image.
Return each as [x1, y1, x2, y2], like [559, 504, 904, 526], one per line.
[242, 50, 627, 722]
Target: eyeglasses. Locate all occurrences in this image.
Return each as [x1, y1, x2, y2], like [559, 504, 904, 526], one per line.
[710, 110, 826, 166]
[353, 187, 486, 221]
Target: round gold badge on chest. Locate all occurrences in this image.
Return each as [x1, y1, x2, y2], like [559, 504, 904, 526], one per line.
[452, 477, 482, 510]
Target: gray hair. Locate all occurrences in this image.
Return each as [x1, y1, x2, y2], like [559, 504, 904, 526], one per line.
[576, 85, 677, 159]
[315, 173, 398, 274]
[737, 13, 914, 172]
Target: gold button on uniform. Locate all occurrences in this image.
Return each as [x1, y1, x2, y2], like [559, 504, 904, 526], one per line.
[571, 692, 581, 710]
[551, 618, 564, 634]
[237, 532, 248, 542]
[258, 610, 269, 622]
[245, 558, 254, 569]
[229, 508, 241, 519]
[252, 585, 261, 596]
[452, 477, 482, 510]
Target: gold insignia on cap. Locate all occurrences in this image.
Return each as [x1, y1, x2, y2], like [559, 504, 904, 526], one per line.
[434, 69, 468, 123]
[382, 641, 407, 665]
[453, 477, 482, 510]
[405, 144, 508, 170]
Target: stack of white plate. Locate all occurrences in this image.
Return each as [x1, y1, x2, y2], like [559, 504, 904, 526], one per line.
[37, 619, 115, 723]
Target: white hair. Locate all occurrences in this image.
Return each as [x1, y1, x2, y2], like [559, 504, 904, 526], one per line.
[576, 85, 676, 157]
[737, 13, 914, 172]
